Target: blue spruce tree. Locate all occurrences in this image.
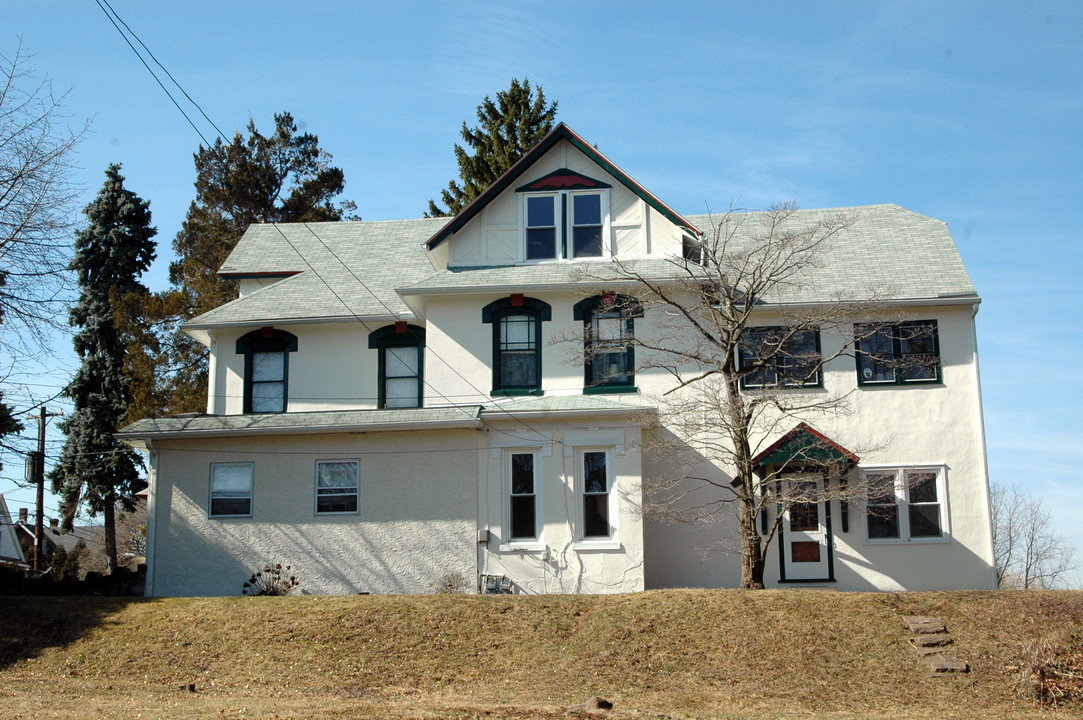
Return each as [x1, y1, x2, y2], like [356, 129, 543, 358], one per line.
[52, 164, 156, 573]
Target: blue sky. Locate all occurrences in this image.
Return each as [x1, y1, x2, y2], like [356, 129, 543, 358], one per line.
[1, 2, 1080, 582]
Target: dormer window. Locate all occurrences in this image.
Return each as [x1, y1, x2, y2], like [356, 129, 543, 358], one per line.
[518, 169, 610, 262]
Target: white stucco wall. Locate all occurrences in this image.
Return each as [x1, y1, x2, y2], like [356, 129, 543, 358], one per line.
[641, 304, 995, 591]
[476, 420, 645, 594]
[146, 429, 478, 596]
[211, 322, 386, 415]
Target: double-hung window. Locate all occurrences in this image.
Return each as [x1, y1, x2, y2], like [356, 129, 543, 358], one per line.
[368, 324, 425, 409]
[573, 295, 643, 392]
[315, 459, 359, 514]
[236, 328, 298, 413]
[855, 320, 940, 385]
[580, 449, 614, 540]
[210, 462, 253, 517]
[483, 297, 552, 395]
[863, 467, 946, 541]
[518, 169, 611, 262]
[739, 327, 822, 388]
[508, 451, 539, 541]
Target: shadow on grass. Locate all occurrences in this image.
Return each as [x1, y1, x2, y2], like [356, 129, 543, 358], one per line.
[0, 596, 137, 671]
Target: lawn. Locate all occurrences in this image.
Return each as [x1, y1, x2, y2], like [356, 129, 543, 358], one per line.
[1, 589, 1080, 719]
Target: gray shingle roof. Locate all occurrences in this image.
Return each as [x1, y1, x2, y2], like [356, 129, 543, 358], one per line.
[117, 406, 484, 440]
[404, 204, 976, 304]
[184, 219, 447, 329]
[184, 204, 975, 329]
[480, 394, 654, 417]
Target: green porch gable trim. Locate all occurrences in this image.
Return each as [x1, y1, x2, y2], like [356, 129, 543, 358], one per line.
[751, 422, 859, 469]
[425, 123, 701, 250]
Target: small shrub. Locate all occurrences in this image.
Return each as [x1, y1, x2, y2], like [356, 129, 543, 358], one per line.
[242, 562, 300, 596]
[1012, 631, 1083, 707]
[431, 571, 469, 594]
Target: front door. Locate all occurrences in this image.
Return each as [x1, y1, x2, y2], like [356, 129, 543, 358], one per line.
[781, 475, 831, 581]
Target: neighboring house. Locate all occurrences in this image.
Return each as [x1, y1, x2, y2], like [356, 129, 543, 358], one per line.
[0, 495, 28, 567]
[118, 124, 996, 596]
[13, 509, 101, 566]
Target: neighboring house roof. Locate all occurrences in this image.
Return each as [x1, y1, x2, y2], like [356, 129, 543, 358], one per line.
[14, 520, 100, 556]
[425, 123, 701, 249]
[403, 205, 978, 305]
[183, 219, 446, 330]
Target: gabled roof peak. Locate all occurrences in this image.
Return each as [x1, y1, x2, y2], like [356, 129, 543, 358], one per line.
[426, 123, 700, 249]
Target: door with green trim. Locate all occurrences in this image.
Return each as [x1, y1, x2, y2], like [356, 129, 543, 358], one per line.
[781, 475, 830, 581]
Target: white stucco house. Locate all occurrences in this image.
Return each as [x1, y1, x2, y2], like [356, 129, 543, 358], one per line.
[118, 124, 996, 596]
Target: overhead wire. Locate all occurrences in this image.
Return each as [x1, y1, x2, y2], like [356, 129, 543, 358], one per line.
[96, 0, 227, 141]
[92, 0, 215, 146]
[296, 221, 558, 445]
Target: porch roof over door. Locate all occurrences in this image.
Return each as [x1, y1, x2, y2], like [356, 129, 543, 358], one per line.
[751, 422, 860, 470]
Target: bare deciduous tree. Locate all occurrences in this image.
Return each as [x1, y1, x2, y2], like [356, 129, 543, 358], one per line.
[991, 483, 1077, 589]
[583, 203, 916, 588]
[0, 40, 85, 354]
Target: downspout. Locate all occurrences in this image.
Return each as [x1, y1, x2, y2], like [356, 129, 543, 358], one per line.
[144, 439, 158, 597]
[971, 303, 997, 589]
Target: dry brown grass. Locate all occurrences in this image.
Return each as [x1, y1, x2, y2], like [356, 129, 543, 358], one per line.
[1, 589, 1081, 719]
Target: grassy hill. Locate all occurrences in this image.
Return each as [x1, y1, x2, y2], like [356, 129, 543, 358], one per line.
[1, 589, 1081, 719]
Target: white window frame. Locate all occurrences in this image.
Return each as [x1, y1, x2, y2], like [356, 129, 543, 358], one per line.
[209, 462, 254, 518]
[500, 449, 544, 551]
[519, 189, 610, 263]
[861, 465, 949, 544]
[314, 459, 360, 515]
[573, 447, 620, 550]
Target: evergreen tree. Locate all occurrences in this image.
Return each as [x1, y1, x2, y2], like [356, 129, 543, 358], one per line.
[427, 78, 557, 217]
[124, 112, 349, 419]
[51, 164, 156, 573]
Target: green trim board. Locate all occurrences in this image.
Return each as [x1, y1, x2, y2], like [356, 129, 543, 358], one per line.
[776, 494, 835, 584]
[368, 323, 426, 409]
[236, 328, 298, 414]
[573, 294, 643, 392]
[855, 319, 942, 386]
[482, 296, 552, 394]
[751, 422, 859, 470]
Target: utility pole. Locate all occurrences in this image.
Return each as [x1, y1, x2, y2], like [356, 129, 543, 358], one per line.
[31, 406, 60, 572]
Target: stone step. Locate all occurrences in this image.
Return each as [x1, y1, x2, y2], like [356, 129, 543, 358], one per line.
[902, 615, 947, 634]
[921, 654, 969, 674]
[909, 632, 953, 648]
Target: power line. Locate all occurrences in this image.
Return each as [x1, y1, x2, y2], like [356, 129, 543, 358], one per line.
[92, 0, 216, 146]
[296, 222, 556, 445]
[264, 222, 552, 447]
[97, 0, 226, 140]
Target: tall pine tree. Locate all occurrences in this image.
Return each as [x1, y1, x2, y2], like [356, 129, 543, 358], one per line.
[52, 164, 156, 573]
[427, 78, 557, 217]
[123, 112, 348, 420]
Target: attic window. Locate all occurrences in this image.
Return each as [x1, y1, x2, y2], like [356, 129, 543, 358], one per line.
[682, 233, 705, 264]
[518, 169, 611, 262]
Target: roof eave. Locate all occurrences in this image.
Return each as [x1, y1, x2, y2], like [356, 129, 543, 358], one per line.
[117, 415, 484, 447]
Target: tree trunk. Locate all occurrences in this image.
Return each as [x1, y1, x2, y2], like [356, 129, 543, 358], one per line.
[739, 491, 766, 588]
[103, 497, 118, 574]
